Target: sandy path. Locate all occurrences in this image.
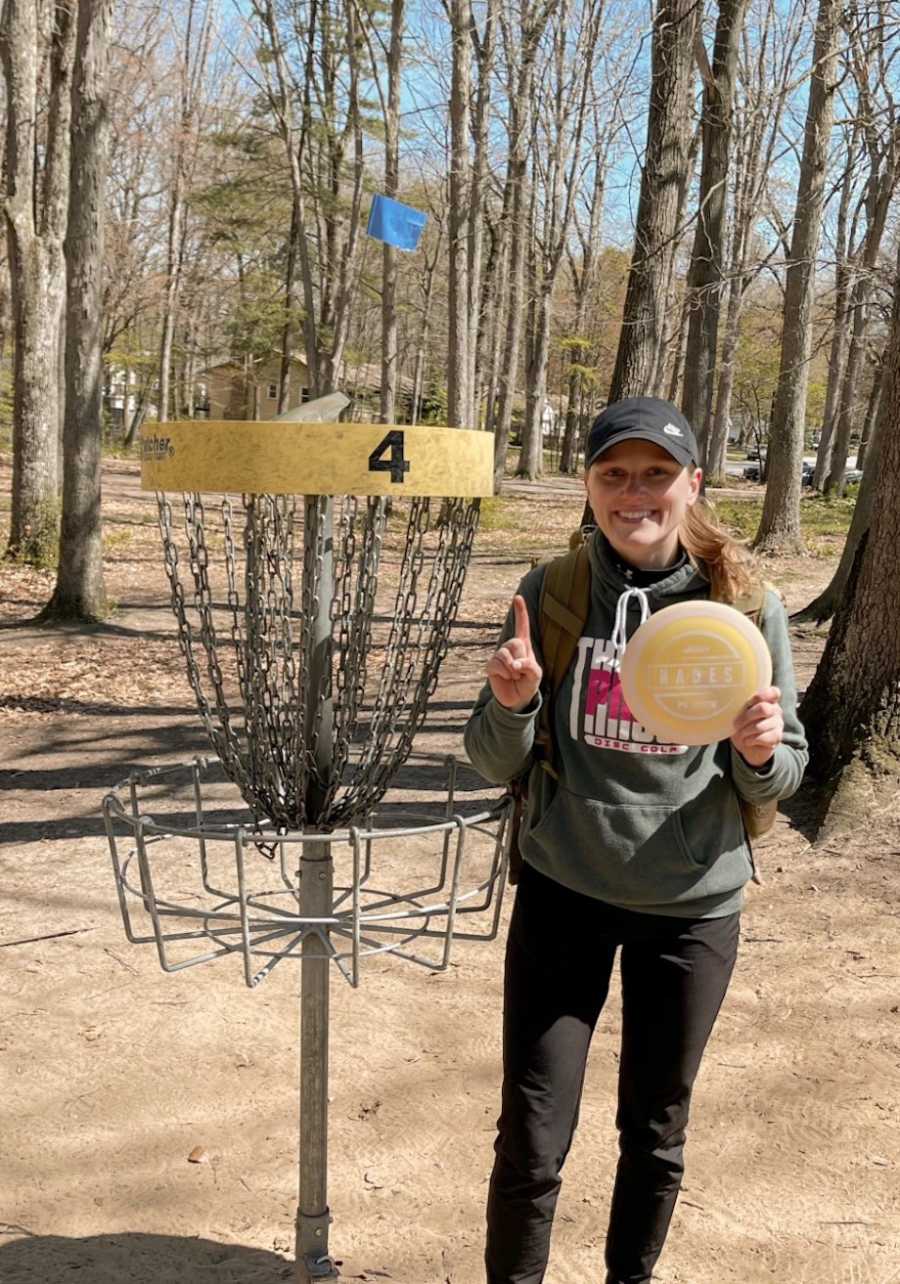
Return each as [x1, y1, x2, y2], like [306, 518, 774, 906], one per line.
[1, 460, 899, 1284]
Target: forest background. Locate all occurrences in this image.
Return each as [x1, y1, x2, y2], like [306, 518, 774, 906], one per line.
[4, 0, 900, 816]
[2, 4, 900, 1279]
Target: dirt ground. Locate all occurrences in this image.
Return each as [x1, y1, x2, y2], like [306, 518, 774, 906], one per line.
[1, 458, 899, 1284]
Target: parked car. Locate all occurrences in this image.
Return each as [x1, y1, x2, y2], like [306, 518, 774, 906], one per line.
[739, 446, 760, 477]
[744, 457, 815, 485]
[844, 468, 863, 486]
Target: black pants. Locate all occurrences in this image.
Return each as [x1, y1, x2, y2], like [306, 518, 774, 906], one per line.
[485, 861, 740, 1284]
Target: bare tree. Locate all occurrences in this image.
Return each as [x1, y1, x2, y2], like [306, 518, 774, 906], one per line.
[822, 0, 900, 496]
[516, 0, 605, 479]
[1, 0, 76, 563]
[800, 252, 900, 834]
[252, 0, 369, 399]
[40, 0, 114, 620]
[705, 0, 808, 483]
[156, 0, 214, 424]
[606, 0, 700, 403]
[447, 0, 472, 427]
[559, 97, 616, 473]
[379, 0, 405, 423]
[753, 0, 839, 554]
[681, 0, 750, 453]
[491, 0, 562, 489]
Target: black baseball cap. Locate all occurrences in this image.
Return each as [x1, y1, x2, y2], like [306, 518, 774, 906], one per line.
[585, 397, 699, 470]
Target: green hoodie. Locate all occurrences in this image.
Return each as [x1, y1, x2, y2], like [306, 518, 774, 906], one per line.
[464, 531, 809, 918]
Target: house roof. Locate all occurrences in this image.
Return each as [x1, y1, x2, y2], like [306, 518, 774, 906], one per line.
[199, 353, 309, 376]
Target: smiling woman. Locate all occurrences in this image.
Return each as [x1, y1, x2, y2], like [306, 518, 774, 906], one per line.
[465, 395, 809, 1284]
[584, 441, 701, 570]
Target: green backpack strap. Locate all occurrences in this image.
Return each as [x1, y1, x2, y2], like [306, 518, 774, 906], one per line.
[534, 542, 591, 768]
[711, 575, 779, 869]
[726, 581, 765, 625]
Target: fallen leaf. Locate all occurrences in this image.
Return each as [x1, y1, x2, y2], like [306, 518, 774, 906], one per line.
[188, 1145, 210, 1164]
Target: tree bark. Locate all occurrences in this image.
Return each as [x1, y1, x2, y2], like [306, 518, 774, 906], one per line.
[800, 262, 900, 800]
[447, 0, 471, 427]
[708, 0, 806, 485]
[793, 372, 885, 624]
[379, 0, 404, 424]
[607, 0, 700, 404]
[753, 0, 839, 555]
[812, 125, 860, 488]
[492, 5, 550, 490]
[681, 0, 749, 454]
[854, 359, 882, 472]
[467, 0, 498, 429]
[561, 125, 608, 474]
[516, 0, 602, 481]
[823, 274, 873, 495]
[2, 0, 76, 564]
[43, 0, 113, 621]
[156, 0, 212, 425]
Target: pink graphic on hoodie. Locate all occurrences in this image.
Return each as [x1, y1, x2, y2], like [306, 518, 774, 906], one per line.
[585, 665, 634, 724]
[572, 636, 687, 755]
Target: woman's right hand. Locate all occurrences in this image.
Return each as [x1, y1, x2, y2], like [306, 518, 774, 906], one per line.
[485, 594, 543, 712]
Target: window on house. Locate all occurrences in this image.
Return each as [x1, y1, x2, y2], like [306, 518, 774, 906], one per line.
[268, 383, 278, 400]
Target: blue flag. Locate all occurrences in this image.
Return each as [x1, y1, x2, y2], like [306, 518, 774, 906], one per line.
[367, 194, 428, 252]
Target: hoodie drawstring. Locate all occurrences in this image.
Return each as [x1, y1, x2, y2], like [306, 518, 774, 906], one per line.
[610, 586, 651, 658]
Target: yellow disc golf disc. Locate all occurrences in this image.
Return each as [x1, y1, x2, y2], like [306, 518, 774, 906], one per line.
[618, 601, 772, 746]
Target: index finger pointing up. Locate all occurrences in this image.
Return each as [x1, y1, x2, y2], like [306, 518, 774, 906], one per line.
[512, 594, 532, 647]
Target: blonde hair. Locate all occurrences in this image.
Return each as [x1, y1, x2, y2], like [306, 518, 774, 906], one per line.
[679, 498, 760, 604]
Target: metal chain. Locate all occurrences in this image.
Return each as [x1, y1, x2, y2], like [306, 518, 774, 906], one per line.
[156, 482, 480, 831]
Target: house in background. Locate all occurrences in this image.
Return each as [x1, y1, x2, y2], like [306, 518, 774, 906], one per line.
[196, 355, 310, 419]
[195, 354, 418, 422]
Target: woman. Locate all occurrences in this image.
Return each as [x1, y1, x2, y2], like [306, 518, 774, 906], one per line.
[464, 396, 808, 1284]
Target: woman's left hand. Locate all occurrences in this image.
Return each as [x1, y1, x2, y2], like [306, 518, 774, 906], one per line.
[730, 686, 784, 768]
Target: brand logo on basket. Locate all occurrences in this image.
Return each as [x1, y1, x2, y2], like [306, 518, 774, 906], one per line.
[663, 423, 683, 437]
[141, 435, 176, 460]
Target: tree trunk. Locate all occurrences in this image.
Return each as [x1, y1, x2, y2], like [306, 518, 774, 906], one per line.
[519, 290, 550, 479]
[467, 0, 498, 430]
[854, 362, 882, 473]
[410, 236, 441, 425]
[665, 283, 692, 406]
[447, 0, 471, 428]
[707, 270, 744, 484]
[800, 265, 900, 807]
[812, 128, 859, 488]
[561, 116, 608, 475]
[492, 18, 543, 490]
[379, 0, 404, 424]
[824, 274, 872, 495]
[753, 0, 839, 555]
[278, 193, 301, 414]
[607, 0, 700, 403]
[156, 0, 212, 424]
[790, 416, 878, 626]
[483, 197, 511, 443]
[43, 0, 113, 621]
[681, 0, 749, 454]
[2, 0, 76, 565]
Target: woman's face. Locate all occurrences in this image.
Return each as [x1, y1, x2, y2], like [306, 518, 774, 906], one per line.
[584, 440, 702, 569]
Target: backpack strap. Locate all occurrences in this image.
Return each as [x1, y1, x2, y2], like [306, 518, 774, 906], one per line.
[534, 542, 591, 770]
[725, 581, 765, 625]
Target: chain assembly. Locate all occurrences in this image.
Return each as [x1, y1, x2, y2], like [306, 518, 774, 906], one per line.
[156, 488, 481, 832]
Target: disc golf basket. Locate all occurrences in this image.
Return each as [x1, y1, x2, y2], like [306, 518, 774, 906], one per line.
[103, 404, 511, 1281]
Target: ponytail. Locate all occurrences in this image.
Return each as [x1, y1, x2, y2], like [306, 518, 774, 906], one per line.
[679, 498, 760, 603]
